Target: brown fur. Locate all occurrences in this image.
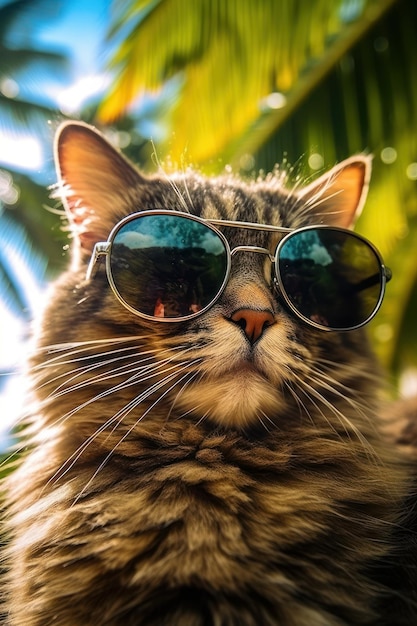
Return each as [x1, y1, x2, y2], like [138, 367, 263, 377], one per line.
[1, 122, 417, 625]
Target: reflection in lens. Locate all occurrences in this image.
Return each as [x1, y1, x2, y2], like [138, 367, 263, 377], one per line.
[109, 214, 228, 318]
[277, 229, 383, 329]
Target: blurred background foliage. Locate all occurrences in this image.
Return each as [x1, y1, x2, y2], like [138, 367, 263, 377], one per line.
[1, 0, 417, 453]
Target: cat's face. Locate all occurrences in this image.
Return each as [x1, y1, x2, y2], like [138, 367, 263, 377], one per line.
[40, 122, 377, 435]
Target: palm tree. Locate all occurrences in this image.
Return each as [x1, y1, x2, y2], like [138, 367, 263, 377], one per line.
[97, 0, 417, 387]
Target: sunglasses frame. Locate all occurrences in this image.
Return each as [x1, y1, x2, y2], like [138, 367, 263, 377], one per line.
[86, 209, 392, 331]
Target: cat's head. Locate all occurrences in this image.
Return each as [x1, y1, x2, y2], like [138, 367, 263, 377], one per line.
[46, 121, 379, 432]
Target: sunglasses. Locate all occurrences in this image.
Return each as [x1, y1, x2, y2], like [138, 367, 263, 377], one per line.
[86, 210, 392, 331]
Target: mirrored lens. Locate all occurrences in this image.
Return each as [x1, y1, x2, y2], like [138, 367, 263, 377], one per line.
[277, 228, 383, 329]
[109, 213, 228, 319]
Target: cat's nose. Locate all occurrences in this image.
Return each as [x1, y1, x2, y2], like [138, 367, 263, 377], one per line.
[230, 308, 275, 344]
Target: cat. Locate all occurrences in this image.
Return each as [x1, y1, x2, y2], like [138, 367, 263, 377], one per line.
[1, 120, 417, 626]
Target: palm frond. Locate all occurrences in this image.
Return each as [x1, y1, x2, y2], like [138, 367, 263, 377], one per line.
[0, 0, 69, 137]
[0, 213, 46, 319]
[0, 45, 68, 74]
[99, 0, 398, 163]
[0, 0, 64, 39]
[0, 97, 61, 134]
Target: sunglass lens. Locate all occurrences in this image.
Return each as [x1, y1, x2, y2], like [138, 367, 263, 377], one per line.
[277, 229, 383, 329]
[110, 214, 228, 318]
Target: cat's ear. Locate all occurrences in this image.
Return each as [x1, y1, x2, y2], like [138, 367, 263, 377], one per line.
[54, 121, 145, 251]
[297, 155, 372, 228]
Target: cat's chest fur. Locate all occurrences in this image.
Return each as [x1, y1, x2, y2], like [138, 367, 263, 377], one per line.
[2, 121, 417, 626]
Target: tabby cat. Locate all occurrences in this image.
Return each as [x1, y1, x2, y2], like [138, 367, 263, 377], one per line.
[2, 121, 417, 625]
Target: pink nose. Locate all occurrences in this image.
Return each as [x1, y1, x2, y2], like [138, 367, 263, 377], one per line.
[230, 308, 275, 344]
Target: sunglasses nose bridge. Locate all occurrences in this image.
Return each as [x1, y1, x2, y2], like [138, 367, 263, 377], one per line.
[230, 245, 275, 263]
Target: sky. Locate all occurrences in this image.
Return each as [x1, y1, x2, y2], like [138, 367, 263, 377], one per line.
[0, 0, 111, 177]
[37, 0, 109, 72]
[37, 0, 111, 106]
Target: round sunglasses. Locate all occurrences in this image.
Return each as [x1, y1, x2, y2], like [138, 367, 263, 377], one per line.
[86, 210, 392, 331]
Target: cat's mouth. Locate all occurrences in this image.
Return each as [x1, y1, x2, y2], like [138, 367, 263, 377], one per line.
[213, 344, 274, 383]
[229, 360, 263, 375]
[177, 360, 282, 429]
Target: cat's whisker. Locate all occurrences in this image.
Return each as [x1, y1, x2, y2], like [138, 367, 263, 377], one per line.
[164, 371, 216, 426]
[32, 342, 163, 373]
[168, 381, 208, 424]
[104, 359, 202, 430]
[291, 373, 379, 460]
[31, 347, 148, 389]
[315, 356, 378, 378]
[313, 360, 381, 409]
[48, 361, 200, 490]
[151, 147, 191, 213]
[36, 340, 190, 366]
[288, 371, 342, 436]
[286, 354, 375, 420]
[36, 353, 152, 396]
[32, 335, 149, 359]
[165, 171, 193, 213]
[311, 367, 375, 419]
[46, 356, 197, 425]
[179, 162, 195, 213]
[43, 349, 191, 399]
[303, 358, 380, 427]
[72, 367, 199, 504]
[33, 343, 194, 399]
[167, 369, 201, 420]
[258, 409, 277, 431]
[45, 412, 123, 488]
[166, 374, 210, 426]
[256, 412, 271, 433]
[194, 409, 210, 428]
[281, 378, 315, 424]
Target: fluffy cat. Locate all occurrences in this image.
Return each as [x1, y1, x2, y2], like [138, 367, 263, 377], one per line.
[1, 121, 417, 625]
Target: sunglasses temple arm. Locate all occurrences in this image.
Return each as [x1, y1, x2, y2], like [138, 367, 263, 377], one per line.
[86, 242, 110, 280]
[350, 266, 392, 293]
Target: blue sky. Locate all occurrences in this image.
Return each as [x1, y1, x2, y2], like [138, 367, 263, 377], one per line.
[0, 0, 112, 176]
[36, 0, 111, 81]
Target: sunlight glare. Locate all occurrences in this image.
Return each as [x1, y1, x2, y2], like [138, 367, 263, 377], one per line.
[0, 132, 43, 171]
[399, 368, 417, 398]
[57, 74, 111, 115]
